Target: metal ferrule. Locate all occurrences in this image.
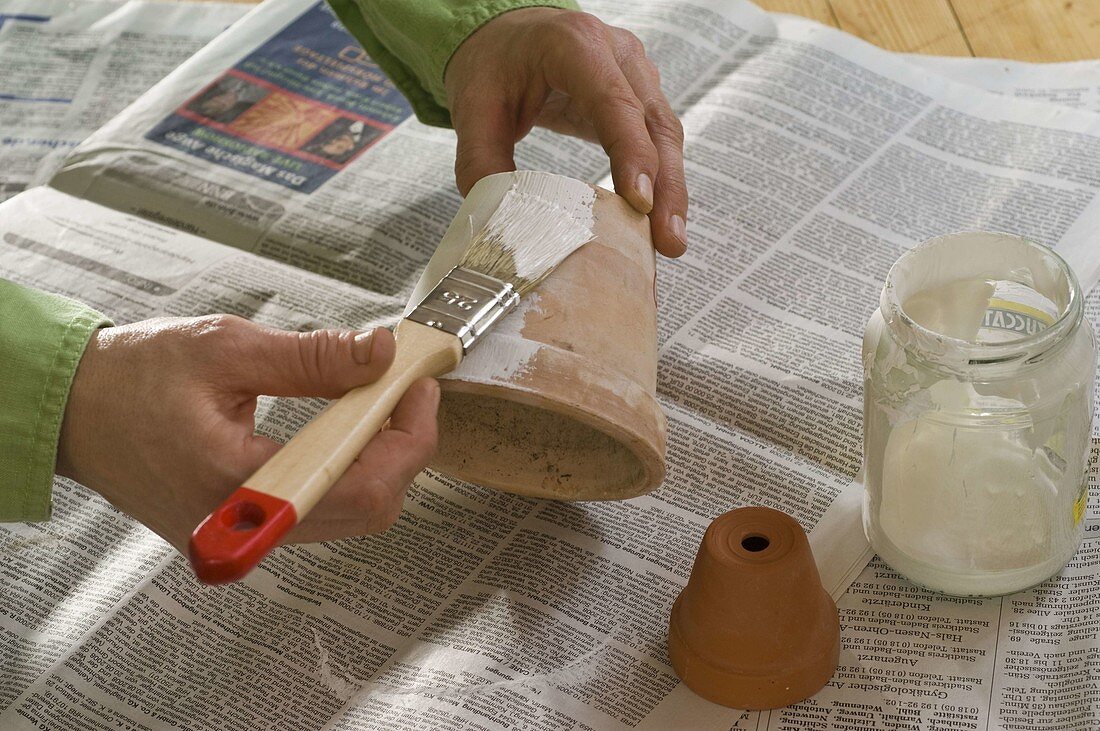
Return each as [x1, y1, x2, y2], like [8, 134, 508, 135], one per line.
[406, 266, 520, 351]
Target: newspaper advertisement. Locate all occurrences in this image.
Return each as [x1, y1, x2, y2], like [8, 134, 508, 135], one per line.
[3, 0, 1100, 728]
[0, 0, 249, 203]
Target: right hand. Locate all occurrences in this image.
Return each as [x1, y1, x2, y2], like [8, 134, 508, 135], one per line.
[444, 8, 688, 257]
[56, 315, 439, 553]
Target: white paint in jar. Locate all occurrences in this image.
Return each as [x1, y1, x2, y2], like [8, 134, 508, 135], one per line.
[862, 231, 1095, 596]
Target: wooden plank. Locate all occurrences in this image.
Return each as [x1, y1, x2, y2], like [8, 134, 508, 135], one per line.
[752, 0, 839, 27]
[951, 0, 1100, 61]
[187, 0, 1098, 63]
[829, 0, 973, 55]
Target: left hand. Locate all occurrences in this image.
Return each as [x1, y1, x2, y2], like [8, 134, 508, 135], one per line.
[57, 316, 439, 553]
[444, 7, 688, 258]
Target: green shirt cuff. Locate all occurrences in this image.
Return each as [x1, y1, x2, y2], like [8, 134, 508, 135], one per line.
[0, 280, 111, 521]
[329, 0, 581, 128]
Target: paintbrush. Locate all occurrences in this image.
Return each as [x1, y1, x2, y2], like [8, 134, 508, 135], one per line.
[188, 181, 595, 584]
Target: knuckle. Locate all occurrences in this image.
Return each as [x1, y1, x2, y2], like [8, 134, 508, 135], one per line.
[194, 313, 247, 339]
[456, 139, 499, 161]
[348, 476, 386, 516]
[646, 102, 684, 143]
[391, 429, 437, 474]
[453, 91, 500, 121]
[454, 157, 480, 188]
[295, 329, 347, 380]
[546, 12, 608, 59]
[604, 139, 635, 166]
[160, 316, 247, 380]
[615, 28, 645, 56]
[605, 126, 654, 164]
[663, 189, 689, 215]
[641, 56, 663, 85]
[185, 315, 253, 370]
[454, 153, 505, 192]
[560, 11, 606, 39]
[597, 89, 647, 123]
[350, 476, 404, 529]
[196, 424, 234, 472]
[658, 171, 689, 201]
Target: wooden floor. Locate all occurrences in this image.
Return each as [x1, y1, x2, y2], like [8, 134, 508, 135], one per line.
[217, 0, 1097, 62]
[756, 0, 1100, 61]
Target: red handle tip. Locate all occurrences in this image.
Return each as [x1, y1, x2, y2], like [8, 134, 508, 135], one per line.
[189, 487, 297, 584]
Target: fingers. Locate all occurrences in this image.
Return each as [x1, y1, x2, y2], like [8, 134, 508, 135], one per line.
[544, 24, 659, 215]
[285, 378, 441, 542]
[227, 320, 397, 399]
[540, 16, 687, 255]
[452, 98, 519, 197]
[615, 35, 688, 257]
[443, 9, 687, 253]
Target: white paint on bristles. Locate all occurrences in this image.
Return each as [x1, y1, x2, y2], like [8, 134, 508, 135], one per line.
[412, 171, 598, 385]
[457, 175, 595, 295]
[448, 174, 595, 383]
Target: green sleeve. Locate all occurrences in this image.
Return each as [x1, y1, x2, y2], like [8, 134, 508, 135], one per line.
[0, 279, 111, 521]
[328, 0, 581, 127]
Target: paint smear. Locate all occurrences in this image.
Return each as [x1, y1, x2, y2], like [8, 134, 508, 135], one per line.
[446, 293, 543, 383]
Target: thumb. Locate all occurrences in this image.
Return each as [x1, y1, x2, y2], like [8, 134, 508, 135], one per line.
[453, 99, 518, 196]
[234, 324, 396, 398]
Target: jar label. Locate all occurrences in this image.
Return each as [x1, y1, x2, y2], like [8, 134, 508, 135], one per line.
[978, 280, 1059, 343]
[1074, 485, 1088, 525]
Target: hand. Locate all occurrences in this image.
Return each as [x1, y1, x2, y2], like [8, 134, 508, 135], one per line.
[445, 7, 688, 257]
[56, 315, 439, 553]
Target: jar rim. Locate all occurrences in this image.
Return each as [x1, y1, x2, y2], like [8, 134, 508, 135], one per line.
[881, 231, 1083, 373]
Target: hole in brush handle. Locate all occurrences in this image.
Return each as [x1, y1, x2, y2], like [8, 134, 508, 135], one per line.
[220, 500, 267, 532]
[189, 487, 297, 585]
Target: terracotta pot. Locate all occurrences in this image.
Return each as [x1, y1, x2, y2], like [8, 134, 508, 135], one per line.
[409, 171, 666, 501]
[668, 507, 840, 710]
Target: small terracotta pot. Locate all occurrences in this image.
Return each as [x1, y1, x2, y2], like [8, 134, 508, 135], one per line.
[668, 507, 840, 710]
[417, 172, 666, 500]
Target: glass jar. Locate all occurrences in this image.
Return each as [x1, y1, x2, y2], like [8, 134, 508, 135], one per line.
[863, 231, 1095, 596]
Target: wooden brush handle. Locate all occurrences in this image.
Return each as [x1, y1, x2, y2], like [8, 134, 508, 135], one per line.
[189, 320, 463, 584]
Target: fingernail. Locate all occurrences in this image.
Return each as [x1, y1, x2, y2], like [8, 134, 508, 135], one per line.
[635, 173, 654, 211]
[353, 329, 376, 364]
[425, 379, 442, 410]
[670, 214, 687, 247]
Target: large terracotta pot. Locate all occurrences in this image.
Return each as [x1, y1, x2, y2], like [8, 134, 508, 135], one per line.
[408, 171, 666, 500]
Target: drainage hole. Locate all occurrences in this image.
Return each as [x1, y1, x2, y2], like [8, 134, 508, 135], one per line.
[741, 534, 769, 552]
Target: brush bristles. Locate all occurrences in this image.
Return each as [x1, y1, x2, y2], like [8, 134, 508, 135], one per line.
[458, 188, 595, 296]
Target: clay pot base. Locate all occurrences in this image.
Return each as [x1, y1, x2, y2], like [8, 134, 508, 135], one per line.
[668, 507, 840, 710]
[668, 608, 838, 710]
[436, 388, 649, 501]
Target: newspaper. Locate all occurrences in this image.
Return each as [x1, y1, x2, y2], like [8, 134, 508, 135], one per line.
[3, 0, 1100, 728]
[909, 53, 1100, 114]
[0, 0, 249, 202]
